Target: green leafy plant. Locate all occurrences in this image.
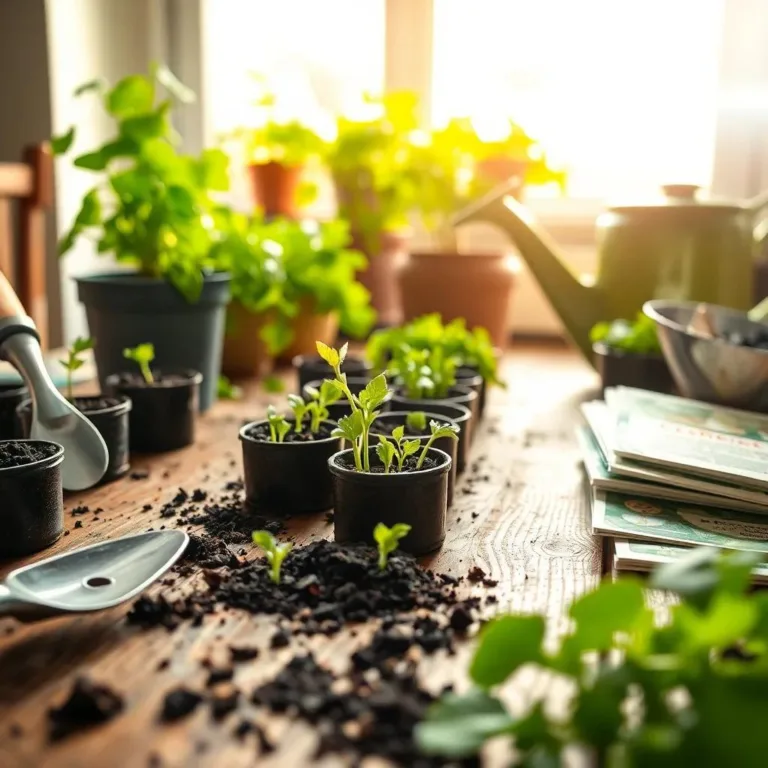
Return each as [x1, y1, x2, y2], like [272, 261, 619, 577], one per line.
[373, 522, 412, 570]
[416, 546, 768, 766]
[376, 426, 421, 474]
[388, 345, 458, 400]
[590, 312, 662, 355]
[123, 343, 155, 384]
[252, 530, 292, 585]
[406, 411, 427, 432]
[211, 213, 375, 354]
[301, 380, 342, 434]
[265, 405, 291, 443]
[217, 375, 242, 400]
[59, 336, 94, 400]
[230, 119, 325, 168]
[319, 341, 389, 472]
[416, 420, 459, 469]
[51, 65, 230, 301]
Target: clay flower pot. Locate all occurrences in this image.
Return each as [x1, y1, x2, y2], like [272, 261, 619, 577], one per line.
[397, 251, 517, 347]
[248, 162, 303, 218]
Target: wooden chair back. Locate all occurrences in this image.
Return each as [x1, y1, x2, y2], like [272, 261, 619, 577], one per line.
[0, 144, 53, 348]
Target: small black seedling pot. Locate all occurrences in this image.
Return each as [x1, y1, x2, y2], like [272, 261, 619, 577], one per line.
[329, 447, 451, 555]
[0, 383, 28, 438]
[0, 439, 64, 558]
[391, 384, 479, 444]
[370, 411, 459, 506]
[17, 395, 132, 483]
[240, 418, 341, 514]
[303, 376, 392, 422]
[456, 367, 486, 418]
[293, 353, 372, 394]
[593, 343, 675, 395]
[106, 370, 201, 453]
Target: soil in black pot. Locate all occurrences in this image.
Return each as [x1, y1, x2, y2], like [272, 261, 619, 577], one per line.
[0, 383, 28, 439]
[244, 422, 335, 443]
[294, 354, 371, 394]
[106, 370, 200, 453]
[0, 440, 58, 467]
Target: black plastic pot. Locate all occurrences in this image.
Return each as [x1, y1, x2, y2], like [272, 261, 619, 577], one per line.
[0, 383, 28, 438]
[240, 419, 341, 514]
[455, 368, 485, 417]
[293, 354, 372, 394]
[391, 385, 479, 442]
[370, 411, 459, 506]
[593, 342, 676, 395]
[76, 271, 230, 412]
[106, 370, 201, 453]
[329, 447, 451, 555]
[303, 376, 392, 422]
[0, 439, 64, 558]
[17, 395, 132, 483]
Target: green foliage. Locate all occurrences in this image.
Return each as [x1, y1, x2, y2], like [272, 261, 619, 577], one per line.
[416, 419, 459, 469]
[373, 522, 411, 570]
[302, 380, 342, 433]
[389, 345, 458, 400]
[53, 65, 230, 302]
[376, 425, 421, 474]
[590, 313, 661, 355]
[123, 343, 155, 384]
[324, 342, 390, 472]
[416, 547, 768, 766]
[265, 405, 291, 443]
[406, 410, 428, 432]
[59, 336, 94, 401]
[263, 375, 285, 394]
[367, 313, 502, 387]
[252, 530, 292, 584]
[231, 119, 325, 167]
[211, 213, 375, 355]
[217, 375, 242, 400]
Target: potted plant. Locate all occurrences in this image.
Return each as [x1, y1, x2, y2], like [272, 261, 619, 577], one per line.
[17, 337, 131, 482]
[325, 91, 421, 325]
[0, 439, 64, 558]
[239, 381, 342, 513]
[302, 375, 391, 422]
[591, 313, 675, 394]
[0, 381, 28, 439]
[105, 343, 201, 453]
[51, 65, 231, 412]
[370, 410, 460, 506]
[293, 351, 371, 394]
[319, 342, 457, 555]
[212, 213, 376, 377]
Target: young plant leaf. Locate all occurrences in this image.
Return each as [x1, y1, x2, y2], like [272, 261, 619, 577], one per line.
[331, 410, 364, 442]
[358, 373, 389, 411]
[287, 394, 309, 432]
[266, 405, 291, 443]
[319, 379, 342, 406]
[316, 341, 339, 369]
[373, 522, 411, 570]
[51, 127, 76, 156]
[252, 530, 292, 585]
[376, 436, 396, 474]
[401, 439, 421, 460]
[392, 424, 405, 442]
[123, 343, 155, 384]
[406, 411, 427, 432]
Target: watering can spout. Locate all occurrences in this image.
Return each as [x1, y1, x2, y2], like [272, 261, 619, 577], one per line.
[452, 182, 603, 361]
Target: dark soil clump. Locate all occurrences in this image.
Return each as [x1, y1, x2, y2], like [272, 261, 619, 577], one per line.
[0, 440, 58, 469]
[160, 687, 203, 722]
[245, 422, 335, 443]
[182, 534, 241, 569]
[48, 677, 124, 740]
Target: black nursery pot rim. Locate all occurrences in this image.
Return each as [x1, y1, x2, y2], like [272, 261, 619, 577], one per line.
[591, 341, 665, 361]
[106, 369, 203, 390]
[239, 419, 339, 447]
[369, 410, 461, 437]
[70, 394, 132, 417]
[328, 446, 451, 481]
[293, 353, 372, 370]
[393, 384, 478, 405]
[0, 439, 64, 476]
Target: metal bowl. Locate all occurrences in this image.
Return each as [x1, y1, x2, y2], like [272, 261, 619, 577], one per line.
[643, 299, 768, 412]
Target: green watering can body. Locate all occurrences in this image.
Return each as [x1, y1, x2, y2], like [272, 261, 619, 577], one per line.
[454, 183, 768, 366]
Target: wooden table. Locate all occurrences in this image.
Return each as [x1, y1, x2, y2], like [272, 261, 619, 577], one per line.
[0, 342, 601, 768]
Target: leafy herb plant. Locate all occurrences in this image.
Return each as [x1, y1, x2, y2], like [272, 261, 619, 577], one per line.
[265, 405, 291, 443]
[405, 411, 428, 432]
[51, 65, 230, 301]
[252, 530, 292, 585]
[389, 346, 458, 400]
[296, 380, 342, 434]
[377, 420, 459, 473]
[59, 336, 94, 401]
[373, 522, 412, 571]
[590, 312, 662, 355]
[123, 343, 155, 384]
[417, 546, 768, 766]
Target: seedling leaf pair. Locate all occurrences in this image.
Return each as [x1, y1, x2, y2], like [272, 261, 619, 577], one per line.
[123, 343, 155, 384]
[374, 522, 411, 570]
[266, 405, 291, 443]
[59, 336, 94, 400]
[252, 530, 292, 584]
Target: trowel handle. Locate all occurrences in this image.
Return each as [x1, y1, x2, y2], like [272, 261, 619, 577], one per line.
[0, 271, 27, 319]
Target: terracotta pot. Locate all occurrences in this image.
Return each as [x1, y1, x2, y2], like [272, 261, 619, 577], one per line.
[397, 251, 516, 347]
[248, 162, 302, 218]
[222, 298, 339, 376]
[351, 231, 407, 327]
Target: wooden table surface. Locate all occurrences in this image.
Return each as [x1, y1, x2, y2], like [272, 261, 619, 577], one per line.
[0, 342, 601, 768]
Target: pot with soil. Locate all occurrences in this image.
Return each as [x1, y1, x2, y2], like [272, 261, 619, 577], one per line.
[454, 368, 484, 417]
[303, 376, 392, 422]
[106, 345, 200, 453]
[0, 383, 28, 438]
[0, 440, 64, 558]
[329, 447, 451, 555]
[293, 353, 372, 394]
[370, 411, 459, 505]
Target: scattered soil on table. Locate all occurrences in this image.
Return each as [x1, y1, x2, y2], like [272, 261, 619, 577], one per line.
[130, 469, 150, 480]
[109, 372, 194, 389]
[334, 454, 440, 474]
[0, 440, 58, 469]
[48, 677, 124, 740]
[71, 396, 124, 413]
[244, 422, 335, 443]
[160, 687, 203, 722]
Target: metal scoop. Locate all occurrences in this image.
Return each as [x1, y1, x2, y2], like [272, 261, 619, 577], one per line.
[0, 530, 188, 622]
[0, 273, 108, 490]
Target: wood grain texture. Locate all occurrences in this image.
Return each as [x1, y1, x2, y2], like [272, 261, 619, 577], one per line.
[0, 343, 602, 767]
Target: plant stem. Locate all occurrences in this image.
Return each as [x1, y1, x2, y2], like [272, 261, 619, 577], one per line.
[416, 435, 437, 470]
[269, 423, 276, 442]
[352, 440, 362, 472]
[67, 371, 73, 403]
[362, 417, 370, 472]
[141, 362, 154, 385]
[378, 550, 386, 571]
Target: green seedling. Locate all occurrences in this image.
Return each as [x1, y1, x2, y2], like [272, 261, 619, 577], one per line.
[217, 374, 242, 400]
[320, 341, 389, 472]
[266, 405, 291, 443]
[389, 345, 458, 400]
[287, 394, 310, 433]
[376, 425, 421, 474]
[252, 530, 292, 584]
[123, 343, 155, 384]
[416, 420, 460, 469]
[373, 522, 412, 570]
[59, 336, 94, 401]
[304, 379, 342, 433]
[406, 411, 427, 432]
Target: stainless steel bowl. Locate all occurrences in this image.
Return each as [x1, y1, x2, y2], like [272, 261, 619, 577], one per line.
[643, 299, 768, 412]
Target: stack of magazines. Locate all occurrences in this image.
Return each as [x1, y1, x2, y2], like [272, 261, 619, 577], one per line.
[578, 386, 768, 581]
